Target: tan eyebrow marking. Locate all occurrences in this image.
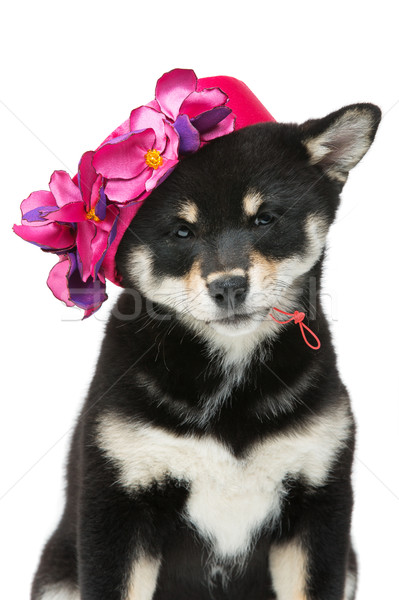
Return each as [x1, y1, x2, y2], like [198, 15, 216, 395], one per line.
[242, 191, 264, 217]
[177, 200, 199, 224]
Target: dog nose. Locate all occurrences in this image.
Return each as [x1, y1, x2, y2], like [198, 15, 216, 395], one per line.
[208, 276, 248, 310]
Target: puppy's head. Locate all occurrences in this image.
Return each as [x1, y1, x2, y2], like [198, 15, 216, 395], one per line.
[116, 104, 380, 344]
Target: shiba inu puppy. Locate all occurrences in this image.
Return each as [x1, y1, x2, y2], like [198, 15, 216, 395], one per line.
[32, 103, 380, 600]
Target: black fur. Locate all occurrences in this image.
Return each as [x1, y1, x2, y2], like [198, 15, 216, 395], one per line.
[31, 104, 380, 600]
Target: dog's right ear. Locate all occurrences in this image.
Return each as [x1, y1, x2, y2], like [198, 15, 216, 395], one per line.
[301, 103, 381, 184]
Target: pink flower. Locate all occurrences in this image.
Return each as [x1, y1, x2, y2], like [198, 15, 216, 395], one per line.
[93, 111, 180, 204]
[13, 151, 119, 314]
[92, 69, 236, 205]
[14, 152, 119, 282]
[154, 68, 236, 151]
[13, 188, 76, 252]
[13, 69, 238, 316]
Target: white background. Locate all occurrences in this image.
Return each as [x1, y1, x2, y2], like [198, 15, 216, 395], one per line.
[1, 1, 398, 598]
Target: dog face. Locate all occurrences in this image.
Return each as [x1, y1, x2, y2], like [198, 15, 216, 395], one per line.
[116, 104, 380, 342]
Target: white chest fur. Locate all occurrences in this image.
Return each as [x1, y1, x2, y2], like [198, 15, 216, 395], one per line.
[96, 407, 350, 559]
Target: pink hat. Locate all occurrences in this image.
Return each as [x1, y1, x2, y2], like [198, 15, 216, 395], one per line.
[13, 69, 275, 317]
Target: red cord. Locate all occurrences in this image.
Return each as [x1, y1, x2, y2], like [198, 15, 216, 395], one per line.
[270, 307, 321, 350]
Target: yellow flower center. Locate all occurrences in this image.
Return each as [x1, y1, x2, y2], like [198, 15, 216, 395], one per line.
[86, 207, 100, 222]
[145, 148, 163, 170]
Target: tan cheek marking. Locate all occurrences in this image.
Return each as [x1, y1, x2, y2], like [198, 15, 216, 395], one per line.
[243, 191, 264, 217]
[177, 200, 199, 224]
[206, 268, 246, 284]
[248, 250, 278, 289]
[184, 258, 207, 297]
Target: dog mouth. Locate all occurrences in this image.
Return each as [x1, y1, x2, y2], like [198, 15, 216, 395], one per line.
[205, 311, 268, 327]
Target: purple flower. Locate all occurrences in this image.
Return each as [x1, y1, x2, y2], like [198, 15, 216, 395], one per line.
[47, 251, 107, 318]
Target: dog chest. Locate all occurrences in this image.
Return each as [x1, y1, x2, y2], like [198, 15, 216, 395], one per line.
[96, 408, 350, 559]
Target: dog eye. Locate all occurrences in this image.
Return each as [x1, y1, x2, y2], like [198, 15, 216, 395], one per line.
[175, 225, 194, 239]
[254, 213, 274, 226]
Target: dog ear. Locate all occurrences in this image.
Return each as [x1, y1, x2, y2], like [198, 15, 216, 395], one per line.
[301, 103, 381, 184]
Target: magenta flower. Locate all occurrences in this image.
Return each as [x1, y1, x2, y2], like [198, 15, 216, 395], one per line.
[93, 112, 180, 204]
[13, 69, 238, 317]
[153, 68, 236, 151]
[92, 68, 236, 205]
[13, 188, 76, 252]
[13, 151, 119, 314]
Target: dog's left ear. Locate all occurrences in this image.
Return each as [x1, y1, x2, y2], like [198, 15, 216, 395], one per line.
[301, 103, 381, 184]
